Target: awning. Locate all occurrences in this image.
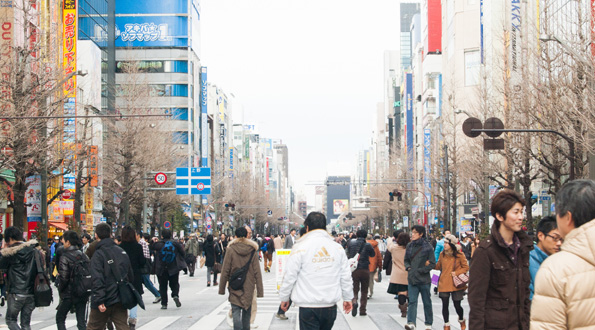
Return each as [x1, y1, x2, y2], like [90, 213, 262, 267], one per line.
[0, 169, 15, 183]
[48, 221, 69, 231]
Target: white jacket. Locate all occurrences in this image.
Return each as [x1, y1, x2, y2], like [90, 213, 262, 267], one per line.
[278, 229, 353, 308]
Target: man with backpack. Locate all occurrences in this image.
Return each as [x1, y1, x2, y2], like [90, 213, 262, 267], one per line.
[346, 229, 376, 317]
[87, 223, 134, 330]
[261, 234, 275, 273]
[152, 229, 186, 310]
[0, 226, 40, 330]
[56, 230, 91, 330]
[218, 227, 263, 330]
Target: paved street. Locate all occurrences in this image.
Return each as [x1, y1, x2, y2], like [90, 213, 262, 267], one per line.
[0, 258, 469, 330]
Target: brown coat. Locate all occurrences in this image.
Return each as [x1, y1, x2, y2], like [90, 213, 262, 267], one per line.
[435, 251, 469, 292]
[367, 239, 382, 272]
[468, 223, 533, 330]
[218, 237, 264, 310]
[387, 241, 408, 285]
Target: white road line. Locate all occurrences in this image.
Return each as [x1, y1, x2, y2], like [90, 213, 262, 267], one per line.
[137, 316, 180, 330]
[188, 314, 226, 330]
[38, 320, 77, 330]
[0, 321, 42, 329]
[337, 301, 380, 330]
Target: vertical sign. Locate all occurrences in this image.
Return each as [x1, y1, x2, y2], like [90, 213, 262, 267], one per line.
[0, 0, 13, 146]
[26, 175, 42, 222]
[406, 73, 414, 175]
[200, 67, 208, 167]
[423, 129, 432, 211]
[63, 0, 77, 96]
[229, 147, 234, 177]
[275, 249, 291, 291]
[480, 0, 484, 63]
[509, 0, 521, 86]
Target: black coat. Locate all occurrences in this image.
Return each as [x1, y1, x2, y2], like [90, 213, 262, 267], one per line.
[90, 239, 134, 309]
[0, 240, 38, 295]
[203, 240, 219, 267]
[58, 245, 90, 300]
[346, 238, 375, 270]
[119, 241, 145, 294]
[152, 239, 186, 277]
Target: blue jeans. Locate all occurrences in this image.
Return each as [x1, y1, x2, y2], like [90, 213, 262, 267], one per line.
[142, 274, 160, 298]
[231, 304, 251, 330]
[407, 283, 433, 326]
[6, 294, 35, 330]
[129, 305, 137, 320]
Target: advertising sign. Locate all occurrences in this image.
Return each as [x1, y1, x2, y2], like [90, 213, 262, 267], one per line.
[200, 67, 208, 166]
[26, 175, 42, 222]
[333, 199, 349, 215]
[275, 249, 291, 291]
[423, 129, 432, 207]
[406, 73, 414, 174]
[115, 17, 187, 48]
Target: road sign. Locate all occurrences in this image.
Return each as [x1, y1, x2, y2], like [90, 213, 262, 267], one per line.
[164, 221, 171, 229]
[267, 210, 272, 217]
[154, 172, 167, 185]
[176, 167, 211, 195]
[62, 189, 72, 199]
[540, 196, 551, 201]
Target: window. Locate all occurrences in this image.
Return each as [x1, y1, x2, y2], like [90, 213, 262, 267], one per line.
[465, 50, 480, 86]
[115, 60, 188, 73]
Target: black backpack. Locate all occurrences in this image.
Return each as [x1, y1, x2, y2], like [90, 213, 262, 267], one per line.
[229, 249, 256, 291]
[67, 252, 92, 299]
[33, 249, 53, 307]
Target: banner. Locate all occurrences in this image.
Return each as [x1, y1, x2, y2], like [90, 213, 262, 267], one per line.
[26, 175, 42, 222]
[275, 249, 291, 291]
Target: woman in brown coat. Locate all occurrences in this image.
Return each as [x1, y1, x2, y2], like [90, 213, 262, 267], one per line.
[435, 234, 469, 330]
[387, 232, 410, 317]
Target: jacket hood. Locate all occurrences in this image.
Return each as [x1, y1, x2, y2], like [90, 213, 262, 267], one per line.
[367, 239, 378, 248]
[228, 237, 258, 256]
[560, 219, 595, 267]
[1, 240, 38, 257]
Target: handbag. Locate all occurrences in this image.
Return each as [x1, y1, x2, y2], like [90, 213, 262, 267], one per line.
[383, 249, 392, 276]
[102, 249, 145, 310]
[452, 257, 469, 288]
[348, 241, 366, 272]
[213, 262, 222, 273]
[199, 256, 206, 268]
[33, 250, 53, 307]
[374, 271, 382, 283]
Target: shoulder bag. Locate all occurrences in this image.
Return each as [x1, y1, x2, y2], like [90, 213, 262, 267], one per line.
[102, 249, 145, 310]
[229, 249, 256, 291]
[348, 241, 366, 272]
[33, 249, 53, 307]
[452, 256, 469, 288]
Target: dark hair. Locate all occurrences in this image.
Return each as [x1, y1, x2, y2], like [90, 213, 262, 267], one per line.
[4, 226, 23, 243]
[491, 189, 526, 225]
[161, 229, 172, 239]
[304, 212, 326, 231]
[299, 227, 307, 236]
[121, 226, 136, 243]
[393, 229, 403, 240]
[115, 236, 121, 242]
[397, 232, 410, 246]
[556, 179, 595, 228]
[206, 234, 213, 243]
[63, 230, 81, 247]
[235, 227, 247, 238]
[356, 229, 367, 238]
[82, 234, 91, 240]
[536, 216, 557, 241]
[447, 242, 459, 257]
[143, 233, 151, 241]
[95, 223, 111, 240]
[412, 225, 426, 237]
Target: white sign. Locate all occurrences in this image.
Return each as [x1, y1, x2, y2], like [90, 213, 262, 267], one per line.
[154, 172, 167, 185]
[275, 249, 291, 291]
[403, 216, 409, 227]
[25, 175, 42, 221]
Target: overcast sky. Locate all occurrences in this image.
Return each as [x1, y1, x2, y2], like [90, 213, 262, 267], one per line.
[201, 0, 401, 203]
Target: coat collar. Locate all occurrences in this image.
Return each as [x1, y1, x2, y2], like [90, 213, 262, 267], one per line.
[228, 237, 258, 250]
[0, 239, 38, 257]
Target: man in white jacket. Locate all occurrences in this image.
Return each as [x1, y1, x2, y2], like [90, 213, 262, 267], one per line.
[279, 212, 353, 330]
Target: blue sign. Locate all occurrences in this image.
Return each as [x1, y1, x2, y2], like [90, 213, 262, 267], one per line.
[164, 221, 171, 229]
[540, 196, 551, 201]
[176, 167, 211, 195]
[200, 67, 208, 166]
[406, 73, 414, 175]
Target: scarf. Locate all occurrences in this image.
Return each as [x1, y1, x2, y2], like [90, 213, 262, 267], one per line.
[405, 238, 432, 261]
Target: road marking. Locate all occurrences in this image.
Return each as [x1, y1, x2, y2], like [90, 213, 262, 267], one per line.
[0, 321, 42, 329]
[337, 301, 379, 330]
[39, 319, 76, 330]
[137, 316, 180, 330]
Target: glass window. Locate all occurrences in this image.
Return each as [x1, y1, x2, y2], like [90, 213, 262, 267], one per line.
[115, 60, 188, 73]
[465, 50, 480, 86]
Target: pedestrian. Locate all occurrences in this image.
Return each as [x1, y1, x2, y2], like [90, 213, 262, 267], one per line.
[468, 189, 532, 330]
[218, 227, 263, 330]
[261, 234, 274, 273]
[435, 234, 468, 330]
[185, 233, 200, 277]
[470, 236, 480, 258]
[346, 229, 375, 317]
[87, 223, 134, 330]
[81, 234, 91, 254]
[283, 229, 296, 249]
[404, 225, 436, 330]
[278, 212, 353, 329]
[152, 228, 186, 309]
[531, 179, 595, 329]
[137, 233, 160, 304]
[366, 234, 382, 299]
[529, 216, 562, 300]
[273, 235, 282, 250]
[217, 233, 228, 266]
[119, 226, 145, 330]
[459, 235, 472, 262]
[203, 234, 220, 286]
[434, 231, 449, 262]
[387, 231, 409, 317]
[375, 234, 387, 256]
[56, 230, 90, 330]
[0, 226, 39, 330]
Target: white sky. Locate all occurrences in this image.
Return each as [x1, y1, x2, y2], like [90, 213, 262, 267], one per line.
[200, 0, 401, 203]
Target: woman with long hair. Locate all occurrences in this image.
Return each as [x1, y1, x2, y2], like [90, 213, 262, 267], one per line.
[471, 236, 481, 258]
[387, 231, 410, 317]
[119, 226, 146, 330]
[203, 234, 221, 286]
[435, 234, 469, 330]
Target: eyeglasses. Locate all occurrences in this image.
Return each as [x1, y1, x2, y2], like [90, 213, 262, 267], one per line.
[546, 234, 564, 243]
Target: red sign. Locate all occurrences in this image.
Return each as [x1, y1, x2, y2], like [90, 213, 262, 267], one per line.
[163, 221, 171, 229]
[154, 172, 167, 185]
[196, 182, 204, 191]
[62, 189, 72, 199]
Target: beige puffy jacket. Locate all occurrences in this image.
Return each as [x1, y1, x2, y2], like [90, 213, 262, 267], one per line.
[530, 219, 595, 330]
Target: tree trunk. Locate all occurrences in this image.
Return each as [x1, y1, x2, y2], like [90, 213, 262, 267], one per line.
[12, 168, 28, 231]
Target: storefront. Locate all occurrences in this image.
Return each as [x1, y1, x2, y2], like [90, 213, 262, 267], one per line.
[48, 221, 69, 239]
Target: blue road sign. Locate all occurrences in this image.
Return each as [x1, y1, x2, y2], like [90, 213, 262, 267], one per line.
[540, 196, 551, 201]
[176, 167, 211, 195]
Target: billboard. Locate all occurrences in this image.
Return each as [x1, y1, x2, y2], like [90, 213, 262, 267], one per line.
[333, 199, 349, 215]
[406, 73, 414, 175]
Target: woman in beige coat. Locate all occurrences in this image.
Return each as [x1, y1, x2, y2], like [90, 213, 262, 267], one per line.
[387, 232, 410, 317]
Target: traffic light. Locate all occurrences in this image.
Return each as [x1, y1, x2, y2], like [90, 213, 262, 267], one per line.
[396, 191, 402, 201]
[224, 203, 229, 211]
[389, 191, 394, 201]
[230, 203, 235, 211]
[389, 189, 402, 201]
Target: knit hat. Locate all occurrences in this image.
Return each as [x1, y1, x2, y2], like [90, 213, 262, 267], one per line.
[444, 234, 459, 245]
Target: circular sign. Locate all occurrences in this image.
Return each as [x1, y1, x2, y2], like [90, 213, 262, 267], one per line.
[484, 117, 505, 138]
[462, 117, 483, 138]
[163, 221, 171, 229]
[196, 182, 205, 191]
[62, 189, 72, 199]
[154, 172, 167, 185]
[206, 223, 212, 230]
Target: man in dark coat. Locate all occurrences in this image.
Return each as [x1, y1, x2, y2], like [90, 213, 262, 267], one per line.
[346, 229, 376, 317]
[0, 226, 39, 330]
[151, 229, 185, 309]
[87, 223, 134, 330]
[469, 189, 533, 330]
[56, 230, 90, 330]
